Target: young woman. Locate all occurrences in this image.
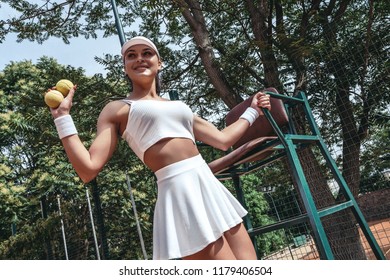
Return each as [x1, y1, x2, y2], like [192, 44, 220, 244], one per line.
[50, 36, 271, 260]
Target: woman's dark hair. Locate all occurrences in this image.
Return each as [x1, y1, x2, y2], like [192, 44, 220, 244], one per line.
[155, 72, 162, 95]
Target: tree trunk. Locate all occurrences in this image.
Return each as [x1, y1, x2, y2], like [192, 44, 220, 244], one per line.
[334, 83, 362, 197]
[245, 0, 283, 90]
[175, 0, 243, 108]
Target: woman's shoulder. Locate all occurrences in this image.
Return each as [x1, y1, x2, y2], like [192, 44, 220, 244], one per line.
[99, 99, 130, 119]
[104, 99, 130, 108]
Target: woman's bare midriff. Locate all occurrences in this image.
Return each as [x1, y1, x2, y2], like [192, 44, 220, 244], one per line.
[143, 138, 199, 172]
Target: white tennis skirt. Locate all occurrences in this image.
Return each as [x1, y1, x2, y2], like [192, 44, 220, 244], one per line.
[153, 154, 248, 260]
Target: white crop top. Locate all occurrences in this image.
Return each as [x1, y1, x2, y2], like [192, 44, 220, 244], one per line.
[121, 99, 196, 162]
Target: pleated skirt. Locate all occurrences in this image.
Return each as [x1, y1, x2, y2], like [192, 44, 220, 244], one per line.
[153, 154, 248, 260]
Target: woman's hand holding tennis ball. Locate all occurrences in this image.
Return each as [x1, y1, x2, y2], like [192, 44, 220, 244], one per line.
[46, 80, 77, 121]
[44, 79, 74, 108]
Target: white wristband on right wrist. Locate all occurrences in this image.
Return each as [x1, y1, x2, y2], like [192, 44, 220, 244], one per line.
[239, 107, 260, 126]
[54, 115, 78, 139]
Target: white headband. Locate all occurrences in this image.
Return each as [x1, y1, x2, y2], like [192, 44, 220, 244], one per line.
[121, 36, 160, 59]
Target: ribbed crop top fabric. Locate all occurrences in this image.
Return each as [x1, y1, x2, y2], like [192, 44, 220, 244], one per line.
[120, 99, 196, 162]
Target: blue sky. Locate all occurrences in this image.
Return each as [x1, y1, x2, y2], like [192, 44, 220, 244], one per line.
[0, 2, 125, 76]
[0, 32, 122, 77]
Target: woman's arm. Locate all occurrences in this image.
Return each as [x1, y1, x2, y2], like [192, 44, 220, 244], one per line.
[50, 87, 120, 183]
[193, 91, 270, 151]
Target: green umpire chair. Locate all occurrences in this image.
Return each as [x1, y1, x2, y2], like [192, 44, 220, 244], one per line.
[207, 88, 385, 260]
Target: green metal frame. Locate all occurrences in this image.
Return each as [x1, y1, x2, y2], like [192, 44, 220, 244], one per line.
[110, 0, 126, 46]
[220, 90, 385, 260]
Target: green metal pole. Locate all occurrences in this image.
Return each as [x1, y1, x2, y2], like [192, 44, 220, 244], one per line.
[261, 102, 334, 259]
[40, 197, 53, 260]
[126, 174, 148, 260]
[283, 138, 334, 259]
[232, 174, 260, 259]
[85, 187, 101, 260]
[298, 91, 386, 260]
[110, 0, 126, 46]
[91, 179, 110, 259]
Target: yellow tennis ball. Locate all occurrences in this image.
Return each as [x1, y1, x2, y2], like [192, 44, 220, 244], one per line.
[56, 79, 74, 97]
[44, 90, 64, 108]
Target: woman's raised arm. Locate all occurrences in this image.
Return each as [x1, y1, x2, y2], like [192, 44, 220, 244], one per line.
[193, 91, 270, 150]
[50, 87, 120, 183]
